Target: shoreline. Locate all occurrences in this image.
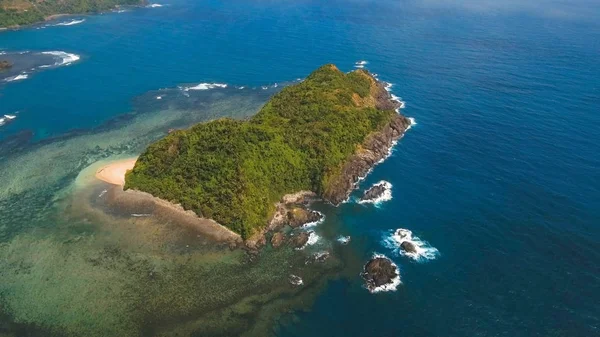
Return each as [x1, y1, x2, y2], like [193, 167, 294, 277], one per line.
[90, 157, 242, 244]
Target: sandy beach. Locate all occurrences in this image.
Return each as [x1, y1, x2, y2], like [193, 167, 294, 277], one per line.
[95, 158, 137, 185]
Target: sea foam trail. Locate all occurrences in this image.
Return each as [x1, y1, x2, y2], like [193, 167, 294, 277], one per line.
[54, 19, 85, 26]
[383, 228, 439, 262]
[358, 180, 393, 205]
[0, 114, 17, 127]
[147, 3, 163, 8]
[366, 253, 401, 293]
[4, 74, 28, 82]
[40, 51, 80, 66]
[354, 60, 368, 68]
[181, 83, 227, 91]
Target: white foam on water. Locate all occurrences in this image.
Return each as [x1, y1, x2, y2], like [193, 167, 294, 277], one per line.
[358, 180, 393, 205]
[4, 74, 28, 82]
[383, 228, 439, 262]
[181, 83, 227, 91]
[156, 95, 163, 100]
[261, 86, 268, 90]
[364, 253, 401, 293]
[40, 51, 81, 66]
[301, 211, 324, 228]
[337, 235, 351, 245]
[147, 3, 163, 8]
[406, 117, 416, 130]
[296, 231, 320, 250]
[289, 274, 303, 286]
[54, 19, 85, 26]
[0, 114, 17, 127]
[354, 60, 368, 68]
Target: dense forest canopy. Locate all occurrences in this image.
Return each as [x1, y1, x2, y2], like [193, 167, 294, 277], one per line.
[0, 0, 144, 27]
[125, 65, 397, 238]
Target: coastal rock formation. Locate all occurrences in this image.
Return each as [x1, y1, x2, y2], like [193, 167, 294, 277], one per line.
[324, 115, 410, 205]
[287, 207, 323, 228]
[271, 232, 285, 248]
[291, 232, 310, 249]
[400, 241, 417, 254]
[361, 256, 399, 291]
[0, 60, 12, 71]
[361, 183, 387, 202]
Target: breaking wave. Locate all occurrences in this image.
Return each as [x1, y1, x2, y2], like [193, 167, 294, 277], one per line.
[4, 74, 28, 82]
[54, 19, 85, 26]
[0, 114, 17, 127]
[354, 60, 368, 68]
[383, 228, 439, 262]
[180, 83, 228, 91]
[147, 3, 164, 8]
[40, 51, 81, 66]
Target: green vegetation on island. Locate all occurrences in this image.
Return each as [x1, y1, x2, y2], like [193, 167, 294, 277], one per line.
[0, 0, 145, 28]
[125, 65, 399, 238]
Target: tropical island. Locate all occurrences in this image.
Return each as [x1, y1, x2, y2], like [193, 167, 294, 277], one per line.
[0, 0, 146, 28]
[124, 64, 411, 239]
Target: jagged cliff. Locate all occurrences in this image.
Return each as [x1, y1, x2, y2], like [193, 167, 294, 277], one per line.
[125, 64, 410, 238]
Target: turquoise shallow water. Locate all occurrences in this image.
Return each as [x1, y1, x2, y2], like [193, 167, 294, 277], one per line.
[1, 0, 599, 336]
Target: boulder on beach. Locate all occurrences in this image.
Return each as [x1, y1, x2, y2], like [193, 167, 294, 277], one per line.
[361, 256, 399, 291]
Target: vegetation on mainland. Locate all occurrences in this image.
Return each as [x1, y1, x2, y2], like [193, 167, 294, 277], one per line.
[125, 65, 399, 238]
[0, 0, 145, 28]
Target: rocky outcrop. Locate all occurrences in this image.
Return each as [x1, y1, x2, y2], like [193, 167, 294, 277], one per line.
[361, 183, 387, 202]
[271, 232, 285, 248]
[291, 231, 310, 248]
[0, 60, 12, 71]
[287, 207, 322, 228]
[400, 241, 417, 254]
[324, 114, 410, 205]
[361, 256, 399, 291]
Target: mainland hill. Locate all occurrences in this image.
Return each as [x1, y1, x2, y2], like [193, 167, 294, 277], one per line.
[125, 65, 410, 238]
[0, 0, 145, 27]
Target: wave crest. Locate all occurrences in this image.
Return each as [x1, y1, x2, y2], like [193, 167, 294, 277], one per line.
[383, 228, 439, 262]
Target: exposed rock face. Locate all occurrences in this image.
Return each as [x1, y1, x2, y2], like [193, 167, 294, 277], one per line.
[291, 232, 310, 248]
[361, 256, 399, 291]
[324, 114, 410, 205]
[361, 184, 387, 202]
[400, 241, 417, 254]
[287, 208, 323, 228]
[0, 60, 12, 71]
[271, 232, 285, 249]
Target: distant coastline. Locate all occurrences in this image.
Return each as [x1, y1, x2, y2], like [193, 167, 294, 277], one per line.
[0, 0, 148, 30]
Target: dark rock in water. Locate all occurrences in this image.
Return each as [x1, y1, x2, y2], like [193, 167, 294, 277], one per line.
[287, 207, 322, 228]
[0, 60, 12, 71]
[306, 251, 329, 264]
[361, 256, 398, 291]
[400, 241, 417, 254]
[291, 231, 310, 248]
[361, 184, 386, 201]
[271, 232, 285, 249]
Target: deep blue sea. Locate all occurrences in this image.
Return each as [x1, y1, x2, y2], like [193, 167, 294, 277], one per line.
[1, 0, 599, 336]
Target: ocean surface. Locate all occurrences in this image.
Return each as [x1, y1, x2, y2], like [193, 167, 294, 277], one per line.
[1, 0, 599, 336]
